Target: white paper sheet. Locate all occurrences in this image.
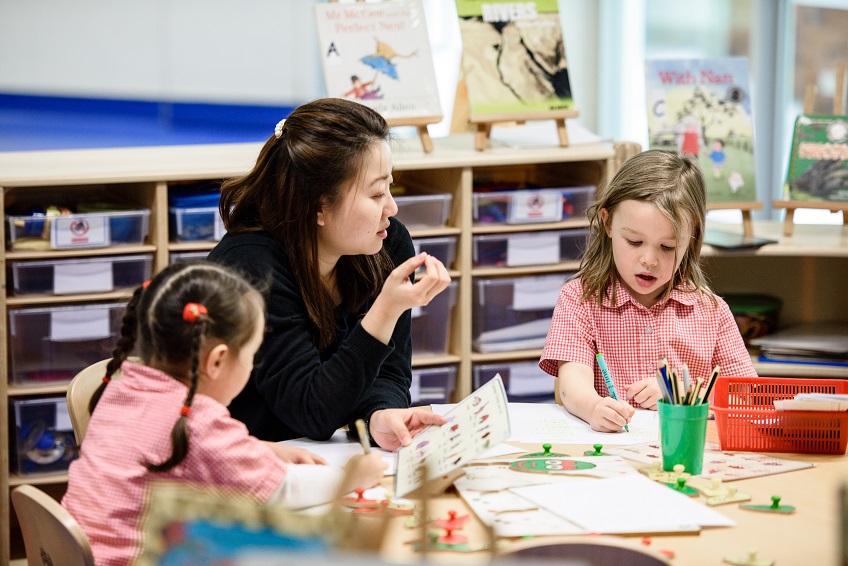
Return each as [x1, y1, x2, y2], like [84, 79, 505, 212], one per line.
[431, 403, 659, 446]
[279, 430, 396, 475]
[512, 474, 734, 534]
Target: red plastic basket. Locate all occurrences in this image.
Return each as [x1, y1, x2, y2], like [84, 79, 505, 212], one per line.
[712, 376, 848, 455]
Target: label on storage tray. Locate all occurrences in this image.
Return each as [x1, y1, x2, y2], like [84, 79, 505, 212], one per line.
[513, 275, 563, 311]
[51, 215, 109, 248]
[506, 232, 559, 266]
[54, 261, 113, 294]
[508, 190, 562, 223]
[50, 307, 111, 341]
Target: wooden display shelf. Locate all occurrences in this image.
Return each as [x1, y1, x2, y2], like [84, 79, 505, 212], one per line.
[3, 138, 847, 564]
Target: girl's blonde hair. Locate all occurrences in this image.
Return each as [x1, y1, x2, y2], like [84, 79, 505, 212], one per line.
[577, 149, 712, 305]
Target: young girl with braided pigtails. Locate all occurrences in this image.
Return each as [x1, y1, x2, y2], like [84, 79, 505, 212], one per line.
[62, 262, 386, 566]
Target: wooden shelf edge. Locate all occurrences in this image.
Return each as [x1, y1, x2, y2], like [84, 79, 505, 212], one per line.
[7, 383, 70, 397]
[471, 349, 543, 363]
[6, 290, 135, 306]
[472, 219, 589, 234]
[408, 226, 463, 238]
[412, 354, 461, 367]
[8, 472, 69, 487]
[472, 262, 579, 277]
[5, 244, 157, 260]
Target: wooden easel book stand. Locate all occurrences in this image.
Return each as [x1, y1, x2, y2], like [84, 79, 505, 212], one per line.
[470, 109, 580, 152]
[451, 75, 580, 152]
[774, 63, 848, 236]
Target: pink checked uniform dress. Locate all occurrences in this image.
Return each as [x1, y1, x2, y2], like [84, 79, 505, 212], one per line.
[62, 361, 288, 566]
[540, 279, 756, 402]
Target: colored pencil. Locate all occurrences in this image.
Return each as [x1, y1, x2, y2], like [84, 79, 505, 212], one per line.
[700, 365, 721, 405]
[354, 418, 371, 454]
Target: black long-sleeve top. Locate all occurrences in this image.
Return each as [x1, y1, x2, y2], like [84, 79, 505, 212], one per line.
[206, 216, 414, 441]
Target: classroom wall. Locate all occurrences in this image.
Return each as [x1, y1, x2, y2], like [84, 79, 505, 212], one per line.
[0, 0, 324, 104]
[0, 0, 600, 136]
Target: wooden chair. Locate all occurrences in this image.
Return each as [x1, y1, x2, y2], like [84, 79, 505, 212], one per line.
[66, 357, 135, 444]
[11, 484, 94, 566]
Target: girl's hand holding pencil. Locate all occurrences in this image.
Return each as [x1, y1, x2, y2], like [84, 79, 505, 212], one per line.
[340, 419, 388, 494]
[589, 397, 635, 433]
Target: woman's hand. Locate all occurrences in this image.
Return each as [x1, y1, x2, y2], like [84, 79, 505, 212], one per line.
[363, 252, 451, 344]
[588, 397, 635, 432]
[264, 441, 328, 465]
[624, 376, 662, 410]
[369, 407, 447, 451]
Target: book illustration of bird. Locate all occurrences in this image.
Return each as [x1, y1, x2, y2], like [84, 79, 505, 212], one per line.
[359, 38, 418, 80]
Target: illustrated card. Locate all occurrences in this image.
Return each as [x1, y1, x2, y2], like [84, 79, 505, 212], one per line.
[394, 374, 510, 497]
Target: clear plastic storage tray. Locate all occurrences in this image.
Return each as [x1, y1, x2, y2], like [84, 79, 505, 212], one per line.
[394, 193, 453, 229]
[7, 209, 151, 251]
[10, 254, 153, 296]
[472, 228, 588, 267]
[472, 185, 594, 224]
[472, 273, 569, 353]
[411, 281, 457, 356]
[7, 302, 126, 385]
[412, 236, 458, 270]
[11, 396, 79, 476]
[473, 361, 556, 403]
[169, 206, 225, 242]
[410, 365, 457, 406]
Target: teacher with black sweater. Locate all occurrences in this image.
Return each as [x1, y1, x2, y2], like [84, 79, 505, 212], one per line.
[208, 98, 449, 451]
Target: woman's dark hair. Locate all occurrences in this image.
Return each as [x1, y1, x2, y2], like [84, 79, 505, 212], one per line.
[219, 97, 394, 350]
[88, 261, 264, 472]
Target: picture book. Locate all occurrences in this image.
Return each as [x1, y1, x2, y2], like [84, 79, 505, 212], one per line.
[394, 374, 510, 497]
[783, 114, 848, 202]
[313, 0, 443, 122]
[455, 0, 575, 117]
[645, 57, 758, 204]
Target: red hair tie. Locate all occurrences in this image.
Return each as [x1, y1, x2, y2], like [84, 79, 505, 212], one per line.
[180, 404, 191, 418]
[182, 303, 208, 322]
[142, 279, 151, 289]
[102, 375, 111, 384]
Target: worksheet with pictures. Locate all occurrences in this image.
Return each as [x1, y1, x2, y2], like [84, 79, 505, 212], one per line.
[394, 375, 510, 497]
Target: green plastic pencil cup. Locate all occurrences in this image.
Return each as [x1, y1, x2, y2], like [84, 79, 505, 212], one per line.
[658, 399, 709, 475]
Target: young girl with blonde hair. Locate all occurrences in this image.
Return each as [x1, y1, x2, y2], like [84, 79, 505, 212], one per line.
[540, 150, 755, 432]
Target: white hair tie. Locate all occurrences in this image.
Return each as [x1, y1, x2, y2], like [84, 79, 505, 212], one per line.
[274, 119, 286, 139]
